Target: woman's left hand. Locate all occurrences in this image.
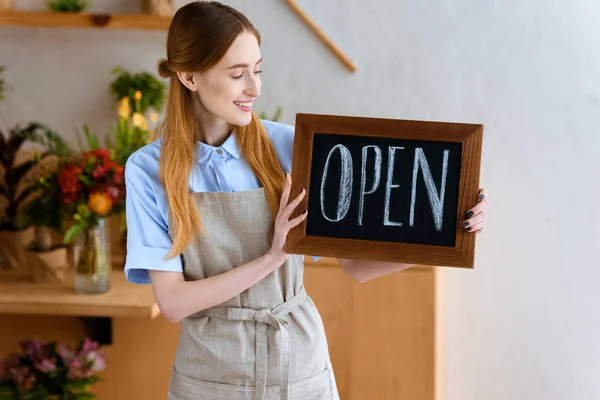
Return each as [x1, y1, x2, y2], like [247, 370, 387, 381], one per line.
[462, 188, 490, 234]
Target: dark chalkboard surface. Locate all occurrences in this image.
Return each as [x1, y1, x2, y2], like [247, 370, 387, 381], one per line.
[285, 113, 483, 268]
[306, 133, 462, 247]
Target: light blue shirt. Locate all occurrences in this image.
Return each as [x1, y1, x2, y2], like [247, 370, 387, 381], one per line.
[124, 119, 317, 285]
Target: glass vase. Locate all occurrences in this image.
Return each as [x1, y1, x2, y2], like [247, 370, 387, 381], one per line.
[75, 218, 111, 294]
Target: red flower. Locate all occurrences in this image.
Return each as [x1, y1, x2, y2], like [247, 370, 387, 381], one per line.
[57, 163, 82, 204]
[83, 148, 111, 165]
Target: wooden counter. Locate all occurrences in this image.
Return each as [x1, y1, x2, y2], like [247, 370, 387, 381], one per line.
[0, 259, 444, 399]
[0, 269, 159, 319]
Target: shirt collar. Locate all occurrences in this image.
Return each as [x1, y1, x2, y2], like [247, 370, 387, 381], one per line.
[196, 132, 241, 165]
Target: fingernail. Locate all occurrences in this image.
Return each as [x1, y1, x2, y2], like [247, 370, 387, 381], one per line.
[462, 221, 469, 228]
[466, 227, 472, 232]
[479, 194, 485, 200]
[301, 188, 305, 194]
[303, 209, 307, 214]
[466, 211, 474, 218]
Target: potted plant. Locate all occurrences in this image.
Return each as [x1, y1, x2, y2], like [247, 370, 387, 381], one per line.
[25, 151, 75, 283]
[0, 122, 70, 270]
[50, 130, 126, 294]
[0, 337, 107, 399]
[46, 0, 89, 13]
[109, 66, 166, 115]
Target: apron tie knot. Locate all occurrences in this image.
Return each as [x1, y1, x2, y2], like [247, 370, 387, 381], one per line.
[199, 288, 308, 400]
[254, 309, 272, 324]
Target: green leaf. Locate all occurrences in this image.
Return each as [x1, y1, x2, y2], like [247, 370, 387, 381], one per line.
[64, 223, 83, 243]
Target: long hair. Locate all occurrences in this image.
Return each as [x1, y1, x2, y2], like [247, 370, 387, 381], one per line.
[157, 1, 285, 259]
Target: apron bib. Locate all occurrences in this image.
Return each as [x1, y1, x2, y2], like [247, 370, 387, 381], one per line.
[167, 188, 339, 400]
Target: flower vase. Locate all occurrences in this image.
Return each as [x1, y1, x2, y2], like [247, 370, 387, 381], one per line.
[75, 218, 111, 294]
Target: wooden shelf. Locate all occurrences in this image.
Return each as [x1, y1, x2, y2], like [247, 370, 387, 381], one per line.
[0, 10, 171, 31]
[0, 268, 160, 319]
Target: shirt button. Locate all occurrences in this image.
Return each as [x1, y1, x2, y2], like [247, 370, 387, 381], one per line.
[216, 149, 223, 155]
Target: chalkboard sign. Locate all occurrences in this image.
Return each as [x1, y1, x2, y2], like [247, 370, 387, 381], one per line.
[284, 113, 483, 268]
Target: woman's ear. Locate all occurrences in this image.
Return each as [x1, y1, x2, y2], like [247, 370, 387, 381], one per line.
[177, 72, 199, 92]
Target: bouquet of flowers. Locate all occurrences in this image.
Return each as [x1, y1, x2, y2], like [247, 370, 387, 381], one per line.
[58, 146, 126, 244]
[0, 338, 107, 400]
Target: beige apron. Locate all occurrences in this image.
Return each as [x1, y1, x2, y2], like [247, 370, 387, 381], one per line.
[167, 188, 340, 400]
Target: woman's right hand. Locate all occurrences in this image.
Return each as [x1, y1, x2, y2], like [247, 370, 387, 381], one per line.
[268, 172, 307, 264]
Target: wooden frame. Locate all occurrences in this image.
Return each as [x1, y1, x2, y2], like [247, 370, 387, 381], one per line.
[284, 113, 483, 268]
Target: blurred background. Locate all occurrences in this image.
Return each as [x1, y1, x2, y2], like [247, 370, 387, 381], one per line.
[1, 0, 599, 399]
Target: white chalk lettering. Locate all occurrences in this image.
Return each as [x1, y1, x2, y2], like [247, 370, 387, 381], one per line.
[383, 147, 405, 226]
[410, 148, 449, 231]
[358, 145, 382, 226]
[320, 144, 353, 222]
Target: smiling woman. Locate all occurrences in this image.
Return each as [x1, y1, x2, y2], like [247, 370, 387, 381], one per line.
[123, 2, 488, 400]
[124, 2, 339, 400]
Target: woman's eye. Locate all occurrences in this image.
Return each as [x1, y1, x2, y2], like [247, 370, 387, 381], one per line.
[254, 70, 263, 75]
[233, 74, 243, 80]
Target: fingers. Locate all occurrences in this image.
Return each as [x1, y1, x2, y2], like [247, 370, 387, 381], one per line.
[465, 220, 484, 233]
[279, 172, 292, 212]
[466, 197, 490, 218]
[462, 212, 485, 230]
[283, 188, 306, 219]
[478, 188, 488, 202]
[287, 209, 308, 228]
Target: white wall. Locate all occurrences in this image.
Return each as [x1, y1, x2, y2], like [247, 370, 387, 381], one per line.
[2, 0, 600, 399]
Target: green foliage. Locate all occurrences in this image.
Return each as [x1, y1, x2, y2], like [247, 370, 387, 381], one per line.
[258, 106, 283, 122]
[75, 125, 100, 152]
[110, 66, 166, 113]
[46, 0, 89, 12]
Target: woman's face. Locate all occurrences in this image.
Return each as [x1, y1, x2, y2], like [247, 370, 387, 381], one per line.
[186, 31, 263, 128]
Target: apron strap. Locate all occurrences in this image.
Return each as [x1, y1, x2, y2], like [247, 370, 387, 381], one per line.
[199, 287, 308, 400]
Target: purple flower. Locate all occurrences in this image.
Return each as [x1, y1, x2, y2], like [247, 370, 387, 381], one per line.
[67, 359, 86, 380]
[80, 337, 99, 354]
[85, 350, 107, 373]
[34, 358, 56, 373]
[20, 339, 43, 362]
[58, 344, 74, 364]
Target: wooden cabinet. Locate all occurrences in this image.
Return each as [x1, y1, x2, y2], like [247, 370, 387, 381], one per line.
[304, 259, 444, 400]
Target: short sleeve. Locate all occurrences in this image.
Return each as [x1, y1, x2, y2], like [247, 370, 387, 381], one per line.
[124, 157, 182, 284]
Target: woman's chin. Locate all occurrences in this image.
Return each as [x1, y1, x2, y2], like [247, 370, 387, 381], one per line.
[229, 112, 253, 127]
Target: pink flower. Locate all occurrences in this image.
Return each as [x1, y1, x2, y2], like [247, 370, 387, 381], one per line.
[80, 337, 99, 354]
[20, 339, 43, 362]
[107, 186, 120, 201]
[85, 350, 107, 373]
[67, 359, 86, 380]
[92, 165, 107, 179]
[35, 358, 56, 373]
